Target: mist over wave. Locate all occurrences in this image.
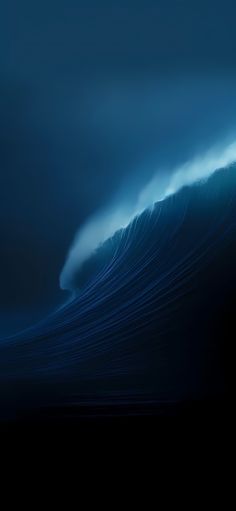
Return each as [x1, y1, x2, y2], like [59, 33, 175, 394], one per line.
[60, 139, 236, 291]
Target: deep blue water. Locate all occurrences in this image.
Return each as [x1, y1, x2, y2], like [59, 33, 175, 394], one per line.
[0, 165, 235, 420]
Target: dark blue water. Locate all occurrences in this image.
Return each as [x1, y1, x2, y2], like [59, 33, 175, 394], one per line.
[0, 165, 235, 420]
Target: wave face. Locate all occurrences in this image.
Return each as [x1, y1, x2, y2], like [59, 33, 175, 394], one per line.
[60, 140, 236, 291]
[0, 164, 235, 417]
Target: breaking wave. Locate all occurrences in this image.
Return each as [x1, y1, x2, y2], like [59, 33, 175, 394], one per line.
[60, 140, 236, 291]
[0, 159, 235, 418]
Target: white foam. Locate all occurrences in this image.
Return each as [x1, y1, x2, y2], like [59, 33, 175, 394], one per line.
[60, 140, 236, 290]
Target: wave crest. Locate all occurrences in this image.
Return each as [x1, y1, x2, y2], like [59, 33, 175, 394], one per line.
[60, 140, 236, 291]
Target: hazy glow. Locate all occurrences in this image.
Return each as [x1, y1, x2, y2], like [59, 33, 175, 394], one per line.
[60, 140, 236, 290]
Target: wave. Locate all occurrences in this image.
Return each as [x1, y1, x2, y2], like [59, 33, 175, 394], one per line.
[0, 162, 235, 418]
[60, 139, 236, 291]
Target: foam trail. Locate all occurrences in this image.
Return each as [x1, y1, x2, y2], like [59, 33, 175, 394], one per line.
[60, 140, 236, 290]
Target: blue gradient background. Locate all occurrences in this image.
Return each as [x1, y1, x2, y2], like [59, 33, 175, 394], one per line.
[0, 1, 236, 420]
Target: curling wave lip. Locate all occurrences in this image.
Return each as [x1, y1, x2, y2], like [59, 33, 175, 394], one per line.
[60, 139, 236, 291]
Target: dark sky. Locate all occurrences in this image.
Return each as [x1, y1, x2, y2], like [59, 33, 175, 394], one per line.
[1, 0, 236, 334]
